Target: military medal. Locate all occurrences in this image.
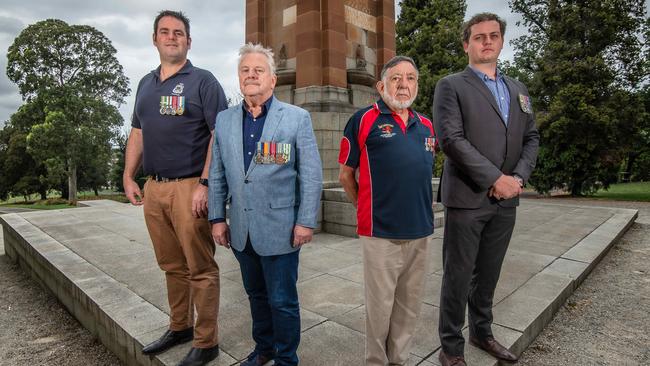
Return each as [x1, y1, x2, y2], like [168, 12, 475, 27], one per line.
[176, 96, 185, 115]
[518, 94, 533, 114]
[425, 137, 436, 152]
[160, 96, 168, 115]
[275, 143, 286, 164]
[263, 142, 271, 164]
[254, 142, 263, 164]
[170, 96, 177, 115]
[285, 143, 291, 163]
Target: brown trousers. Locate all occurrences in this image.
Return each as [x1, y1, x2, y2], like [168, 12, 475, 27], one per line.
[361, 235, 430, 366]
[143, 178, 220, 348]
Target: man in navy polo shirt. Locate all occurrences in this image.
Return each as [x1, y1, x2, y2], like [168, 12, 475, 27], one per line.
[338, 55, 436, 366]
[123, 10, 227, 366]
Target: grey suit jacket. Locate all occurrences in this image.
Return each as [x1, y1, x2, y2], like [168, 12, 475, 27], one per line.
[208, 97, 323, 256]
[433, 67, 539, 209]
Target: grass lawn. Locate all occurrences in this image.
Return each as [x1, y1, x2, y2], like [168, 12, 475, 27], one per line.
[1, 192, 129, 210]
[591, 181, 650, 202]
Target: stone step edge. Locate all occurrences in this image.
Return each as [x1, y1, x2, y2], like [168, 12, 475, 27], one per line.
[0, 213, 240, 366]
[425, 208, 638, 365]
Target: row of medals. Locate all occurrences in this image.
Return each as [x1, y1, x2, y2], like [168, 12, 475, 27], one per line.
[160, 96, 185, 116]
[425, 137, 436, 152]
[255, 142, 291, 165]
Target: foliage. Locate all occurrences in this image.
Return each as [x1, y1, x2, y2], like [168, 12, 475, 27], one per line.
[5, 19, 129, 203]
[510, 0, 648, 195]
[110, 129, 147, 193]
[396, 0, 468, 114]
[0, 101, 50, 201]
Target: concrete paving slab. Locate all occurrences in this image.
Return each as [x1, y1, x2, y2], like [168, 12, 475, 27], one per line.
[298, 274, 365, 319]
[299, 320, 365, 366]
[0, 200, 638, 366]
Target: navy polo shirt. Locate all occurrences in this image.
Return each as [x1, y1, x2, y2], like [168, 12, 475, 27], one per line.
[338, 99, 436, 239]
[242, 97, 273, 172]
[132, 60, 228, 178]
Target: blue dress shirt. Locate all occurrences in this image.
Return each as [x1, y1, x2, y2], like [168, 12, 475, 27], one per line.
[242, 96, 273, 172]
[470, 66, 511, 125]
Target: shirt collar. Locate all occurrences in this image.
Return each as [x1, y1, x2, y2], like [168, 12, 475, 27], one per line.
[153, 59, 193, 79]
[375, 98, 415, 119]
[469, 65, 504, 82]
[242, 95, 274, 117]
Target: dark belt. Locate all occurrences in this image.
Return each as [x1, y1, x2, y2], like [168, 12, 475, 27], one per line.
[150, 174, 199, 183]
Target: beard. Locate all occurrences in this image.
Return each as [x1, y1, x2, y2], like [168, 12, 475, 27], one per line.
[382, 89, 416, 110]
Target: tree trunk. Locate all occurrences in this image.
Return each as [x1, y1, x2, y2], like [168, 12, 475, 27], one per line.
[94, 187, 99, 196]
[68, 160, 77, 205]
[39, 188, 47, 201]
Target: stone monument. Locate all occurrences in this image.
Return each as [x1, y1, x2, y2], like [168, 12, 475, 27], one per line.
[245, 0, 396, 183]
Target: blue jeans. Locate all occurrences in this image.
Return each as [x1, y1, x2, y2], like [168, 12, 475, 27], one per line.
[233, 238, 300, 366]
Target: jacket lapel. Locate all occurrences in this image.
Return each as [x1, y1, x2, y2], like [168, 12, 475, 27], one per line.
[462, 67, 506, 126]
[245, 97, 283, 178]
[232, 104, 246, 176]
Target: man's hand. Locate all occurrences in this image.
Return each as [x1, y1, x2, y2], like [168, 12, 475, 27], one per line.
[192, 184, 209, 218]
[293, 225, 314, 248]
[211, 222, 231, 249]
[124, 177, 144, 205]
[489, 175, 523, 200]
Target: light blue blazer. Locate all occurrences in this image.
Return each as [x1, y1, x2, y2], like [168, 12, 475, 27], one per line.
[208, 96, 323, 256]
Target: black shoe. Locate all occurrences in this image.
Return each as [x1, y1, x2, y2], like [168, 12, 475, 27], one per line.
[176, 345, 220, 366]
[240, 349, 275, 366]
[141, 327, 193, 355]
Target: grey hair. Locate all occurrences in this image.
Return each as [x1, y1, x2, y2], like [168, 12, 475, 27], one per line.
[380, 55, 419, 82]
[238, 43, 276, 75]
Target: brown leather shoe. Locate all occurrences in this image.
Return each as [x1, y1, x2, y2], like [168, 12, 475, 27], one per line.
[469, 336, 518, 363]
[438, 350, 467, 366]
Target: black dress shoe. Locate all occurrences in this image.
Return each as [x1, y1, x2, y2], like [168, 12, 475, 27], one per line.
[141, 327, 193, 355]
[240, 349, 275, 366]
[469, 336, 518, 363]
[438, 350, 467, 366]
[176, 345, 220, 366]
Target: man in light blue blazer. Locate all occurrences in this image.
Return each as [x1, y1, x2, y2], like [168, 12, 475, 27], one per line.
[207, 43, 322, 366]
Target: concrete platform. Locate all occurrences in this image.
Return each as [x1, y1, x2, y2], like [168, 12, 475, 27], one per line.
[0, 200, 637, 366]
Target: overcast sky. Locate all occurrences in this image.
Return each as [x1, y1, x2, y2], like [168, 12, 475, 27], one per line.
[0, 1, 526, 128]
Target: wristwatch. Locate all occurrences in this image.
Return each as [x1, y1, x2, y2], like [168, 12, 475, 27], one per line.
[513, 175, 524, 188]
[198, 178, 209, 187]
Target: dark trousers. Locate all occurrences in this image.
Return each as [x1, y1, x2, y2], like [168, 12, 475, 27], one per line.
[233, 237, 300, 366]
[438, 204, 516, 357]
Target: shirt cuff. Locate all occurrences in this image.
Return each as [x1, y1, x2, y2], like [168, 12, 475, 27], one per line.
[209, 218, 225, 224]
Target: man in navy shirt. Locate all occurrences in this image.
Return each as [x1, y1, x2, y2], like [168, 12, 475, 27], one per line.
[123, 10, 227, 366]
[339, 55, 436, 366]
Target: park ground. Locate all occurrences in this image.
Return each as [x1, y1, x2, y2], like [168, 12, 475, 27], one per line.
[0, 193, 649, 365]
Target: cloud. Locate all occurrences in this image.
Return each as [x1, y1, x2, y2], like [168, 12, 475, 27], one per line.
[0, 15, 24, 36]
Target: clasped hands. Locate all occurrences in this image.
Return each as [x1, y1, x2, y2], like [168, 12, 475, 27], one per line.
[211, 223, 313, 249]
[488, 174, 523, 201]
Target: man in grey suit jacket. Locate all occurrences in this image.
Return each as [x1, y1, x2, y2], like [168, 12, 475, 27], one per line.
[433, 13, 539, 366]
[208, 43, 322, 366]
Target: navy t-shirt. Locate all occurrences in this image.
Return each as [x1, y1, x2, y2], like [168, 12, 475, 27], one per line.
[338, 99, 436, 239]
[132, 60, 228, 178]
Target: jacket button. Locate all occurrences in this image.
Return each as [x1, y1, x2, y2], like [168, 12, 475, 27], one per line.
[244, 179, 249, 184]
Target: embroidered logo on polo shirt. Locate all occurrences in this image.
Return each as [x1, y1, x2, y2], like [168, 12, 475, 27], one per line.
[172, 83, 185, 95]
[378, 123, 396, 138]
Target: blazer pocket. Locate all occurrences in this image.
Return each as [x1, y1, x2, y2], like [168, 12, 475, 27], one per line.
[270, 196, 295, 208]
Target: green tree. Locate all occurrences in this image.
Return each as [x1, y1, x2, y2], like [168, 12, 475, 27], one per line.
[510, 0, 648, 195]
[6, 19, 129, 203]
[0, 100, 50, 201]
[110, 129, 147, 193]
[396, 0, 467, 114]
